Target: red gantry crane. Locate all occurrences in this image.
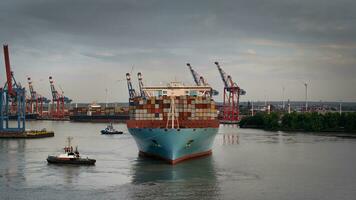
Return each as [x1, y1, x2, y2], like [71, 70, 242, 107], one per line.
[49, 76, 72, 118]
[214, 62, 246, 122]
[26, 77, 50, 117]
[0, 44, 26, 132]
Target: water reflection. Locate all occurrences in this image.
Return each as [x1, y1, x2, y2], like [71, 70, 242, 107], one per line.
[130, 156, 220, 199]
[47, 164, 82, 184]
[223, 134, 239, 145]
[0, 139, 26, 188]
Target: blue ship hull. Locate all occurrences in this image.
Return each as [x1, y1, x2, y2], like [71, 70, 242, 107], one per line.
[128, 128, 218, 164]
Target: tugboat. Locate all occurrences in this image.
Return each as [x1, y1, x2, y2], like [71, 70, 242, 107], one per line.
[101, 123, 123, 134]
[47, 137, 96, 165]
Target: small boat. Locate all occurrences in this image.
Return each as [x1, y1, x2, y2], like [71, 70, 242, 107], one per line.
[101, 123, 123, 134]
[47, 137, 96, 165]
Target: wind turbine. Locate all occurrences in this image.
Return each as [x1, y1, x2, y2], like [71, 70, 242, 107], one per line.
[298, 80, 309, 112]
[105, 88, 108, 108]
[282, 86, 285, 110]
[304, 82, 308, 112]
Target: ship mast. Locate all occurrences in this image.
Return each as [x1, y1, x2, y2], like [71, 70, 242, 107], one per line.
[166, 96, 179, 129]
[67, 136, 73, 147]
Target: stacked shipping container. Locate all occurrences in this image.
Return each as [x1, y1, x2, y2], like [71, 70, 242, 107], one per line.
[69, 106, 128, 116]
[127, 95, 219, 128]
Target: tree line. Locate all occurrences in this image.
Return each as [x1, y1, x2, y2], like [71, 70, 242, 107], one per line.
[239, 112, 356, 132]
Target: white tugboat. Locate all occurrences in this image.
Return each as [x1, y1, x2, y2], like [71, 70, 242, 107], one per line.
[101, 123, 123, 134]
[47, 137, 96, 165]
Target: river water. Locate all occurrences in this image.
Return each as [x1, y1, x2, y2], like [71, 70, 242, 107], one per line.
[1, 121, 356, 200]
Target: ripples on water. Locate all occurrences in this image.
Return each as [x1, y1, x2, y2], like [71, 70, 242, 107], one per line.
[1, 121, 356, 200]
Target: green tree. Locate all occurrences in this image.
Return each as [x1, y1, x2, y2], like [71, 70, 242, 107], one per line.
[345, 113, 356, 132]
[239, 113, 265, 128]
[309, 112, 323, 131]
[263, 112, 280, 131]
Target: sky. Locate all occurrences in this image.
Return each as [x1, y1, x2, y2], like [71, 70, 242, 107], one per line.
[0, 0, 356, 103]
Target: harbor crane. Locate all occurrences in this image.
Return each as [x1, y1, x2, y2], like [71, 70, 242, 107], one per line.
[27, 77, 50, 117]
[0, 44, 26, 132]
[214, 61, 246, 122]
[126, 73, 137, 99]
[187, 63, 204, 85]
[137, 72, 149, 98]
[49, 76, 72, 118]
[186, 63, 219, 96]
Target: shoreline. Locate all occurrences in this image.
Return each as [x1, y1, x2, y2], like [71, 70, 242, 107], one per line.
[240, 126, 356, 138]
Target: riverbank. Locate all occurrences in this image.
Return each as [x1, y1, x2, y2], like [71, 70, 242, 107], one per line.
[2, 121, 356, 200]
[239, 112, 356, 133]
[0, 130, 54, 138]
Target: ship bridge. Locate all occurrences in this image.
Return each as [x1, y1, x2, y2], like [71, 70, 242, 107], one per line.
[142, 82, 212, 97]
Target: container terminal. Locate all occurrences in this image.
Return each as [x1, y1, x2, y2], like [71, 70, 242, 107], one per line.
[69, 103, 129, 122]
[2, 58, 247, 124]
[0, 44, 54, 138]
[2, 43, 355, 127]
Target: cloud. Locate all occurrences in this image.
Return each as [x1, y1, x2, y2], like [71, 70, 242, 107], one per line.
[0, 0, 355, 102]
[246, 49, 257, 55]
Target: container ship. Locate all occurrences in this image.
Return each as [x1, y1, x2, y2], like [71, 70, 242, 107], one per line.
[69, 103, 129, 122]
[127, 81, 219, 164]
[9, 113, 39, 120]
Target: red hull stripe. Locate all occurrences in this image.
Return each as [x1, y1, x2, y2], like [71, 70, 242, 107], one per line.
[139, 150, 212, 165]
[127, 120, 219, 128]
[57, 158, 70, 160]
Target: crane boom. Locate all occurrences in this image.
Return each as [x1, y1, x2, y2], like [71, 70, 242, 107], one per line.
[186, 63, 218, 96]
[137, 72, 148, 98]
[186, 63, 201, 85]
[199, 76, 206, 85]
[214, 62, 230, 88]
[27, 77, 50, 103]
[49, 76, 59, 100]
[126, 73, 136, 99]
[49, 76, 72, 103]
[215, 62, 246, 95]
[48, 76, 71, 118]
[3, 45, 14, 96]
[27, 77, 37, 100]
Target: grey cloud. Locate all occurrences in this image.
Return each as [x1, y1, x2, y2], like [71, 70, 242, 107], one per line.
[0, 0, 355, 102]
